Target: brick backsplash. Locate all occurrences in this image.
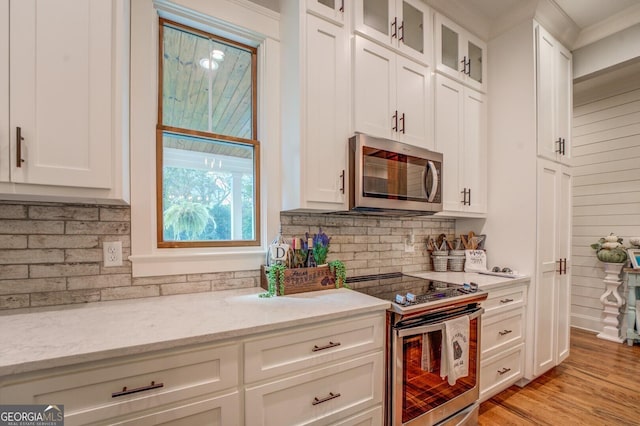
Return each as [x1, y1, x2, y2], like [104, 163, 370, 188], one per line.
[0, 201, 454, 310]
[280, 212, 455, 277]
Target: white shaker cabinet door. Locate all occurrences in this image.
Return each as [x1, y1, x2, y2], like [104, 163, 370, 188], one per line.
[462, 88, 487, 214]
[9, 0, 115, 189]
[395, 55, 431, 149]
[434, 75, 463, 212]
[305, 13, 349, 205]
[354, 36, 397, 141]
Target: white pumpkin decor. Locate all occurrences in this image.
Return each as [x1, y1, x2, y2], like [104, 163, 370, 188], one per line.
[591, 233, 628, 264]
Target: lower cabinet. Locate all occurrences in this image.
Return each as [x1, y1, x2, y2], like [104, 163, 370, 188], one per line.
[0, 311, 386, 425]
[244, 312, 385, 425]
[245, 353, 383, 425]
[479, 281, 528, 402]
[0, 343, 240, 425]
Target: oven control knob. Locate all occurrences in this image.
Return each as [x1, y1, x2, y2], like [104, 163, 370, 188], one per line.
[406, 292, 416, 303]
[395, 294, 406, 305]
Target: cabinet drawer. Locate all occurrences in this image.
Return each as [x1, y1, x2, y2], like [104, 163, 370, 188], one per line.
[245, 352, 384, 426]
[482, 285, 526, 315]
[480, 344, 524, 402]
[481, 308, 524, 357]
[110, 391, 240, 426]
[332, 405, 383, 426]
[0, 343, 239, 426]
[244, 313, 384, 383]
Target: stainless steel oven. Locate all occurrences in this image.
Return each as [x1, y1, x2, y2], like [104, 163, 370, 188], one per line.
[349, 273, 486, 426]
[391, 303, 483, 425]
[348, 134, 443, 215]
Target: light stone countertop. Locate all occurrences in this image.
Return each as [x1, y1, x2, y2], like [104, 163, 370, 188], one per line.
[0, 288, 390, 377]
[405, 271, 531, 289]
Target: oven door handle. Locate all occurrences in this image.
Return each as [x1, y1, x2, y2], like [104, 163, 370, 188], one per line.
[395, 308, 483, 338]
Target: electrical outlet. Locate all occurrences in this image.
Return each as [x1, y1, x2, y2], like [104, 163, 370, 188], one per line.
[103, 241, 123, 267]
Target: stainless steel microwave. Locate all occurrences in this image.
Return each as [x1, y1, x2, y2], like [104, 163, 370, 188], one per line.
[348, 134, 443, 215]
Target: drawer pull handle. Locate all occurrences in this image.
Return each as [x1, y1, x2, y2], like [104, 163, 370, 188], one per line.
[500, 298, 514, 304]
[497, 367, 511, 376]
[499, 329, 513, 336]
[312, 341, 341, 352]
[312, 391, 341, 406]
[112, 381, 164, 398]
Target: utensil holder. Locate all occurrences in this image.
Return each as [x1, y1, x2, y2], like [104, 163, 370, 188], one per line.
[448, 250, 466, 272]
[432, 255, 448, 272]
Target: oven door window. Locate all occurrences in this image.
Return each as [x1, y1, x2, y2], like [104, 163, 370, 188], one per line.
[400, 316, 479, 424]
[362, 147, 429, 202]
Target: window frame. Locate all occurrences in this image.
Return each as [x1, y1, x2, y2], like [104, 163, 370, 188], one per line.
[156, 19, 261, 249]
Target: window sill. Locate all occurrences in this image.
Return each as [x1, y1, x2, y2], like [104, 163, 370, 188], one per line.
[129, 249, 266, 277]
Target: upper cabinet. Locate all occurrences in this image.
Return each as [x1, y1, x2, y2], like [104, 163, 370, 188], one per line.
[354, 0, 432, 65]
[536, 25, 572, 165]
[434, 74, 486, 215]
[307, 0, 345, 25]
[435, 13, 487, 92]
[280, 2, 350, 211]
[353, 36, 433, 149]
[0, 0, 130, 204]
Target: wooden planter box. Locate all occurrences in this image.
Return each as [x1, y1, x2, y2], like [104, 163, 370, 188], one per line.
[260, 265, 341, 296]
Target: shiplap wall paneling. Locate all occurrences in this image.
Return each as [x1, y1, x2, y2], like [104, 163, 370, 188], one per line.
[572, 82, 640, 332]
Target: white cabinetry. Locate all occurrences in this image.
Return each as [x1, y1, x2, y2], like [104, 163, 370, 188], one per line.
[0, 343, 241, 425]
[434, 74, 486, 215]
[281, 2, 350, 210]
[536, 25, 572, 164]
[479, 282, 528, 402]
[482, 19, 573, 382]
[0, 0, 129, 204]
[435, 13, 487, 92]
[354, 0, 432, 65]
[244, 312, 385, 425]
[534, 159, 571, 376]
[307, 0, 344, 24]
[354, 36, 432, 149]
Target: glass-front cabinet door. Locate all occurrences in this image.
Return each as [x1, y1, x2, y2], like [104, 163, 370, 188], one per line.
[307, 0, 345, 24]
[435, 13, 486, 92]
[355, 0, 431, 65]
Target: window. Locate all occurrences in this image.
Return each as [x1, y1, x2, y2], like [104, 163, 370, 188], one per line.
[157, 19, 259, 248]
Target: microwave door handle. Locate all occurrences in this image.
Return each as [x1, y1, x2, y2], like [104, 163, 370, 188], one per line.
[396, 308, 483, 338]
[424, 160, 439, 202]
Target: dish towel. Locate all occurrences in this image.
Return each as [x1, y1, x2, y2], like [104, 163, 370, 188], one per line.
[421, 332, 441, 372]
[440, 315, 470, 385]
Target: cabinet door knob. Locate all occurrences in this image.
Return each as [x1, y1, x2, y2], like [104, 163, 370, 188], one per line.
[498, 329, 513, 336]
[339, 170, 345, 194]
[392, 110, 398, 131]
[398, 20, 404, 42]
[312, 391, 341, 406]
[497, 367, 511, 375]
[312, 341, 341, 352]
[391, 17, 397, 39]
[339, 0, 344, 12]
[16, 127, 25, 168]
[400, 113, 405, 134]
[112, 381, 164, 398]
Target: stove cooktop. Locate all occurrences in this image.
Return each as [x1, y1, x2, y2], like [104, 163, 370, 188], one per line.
[349, 273, 487, 314]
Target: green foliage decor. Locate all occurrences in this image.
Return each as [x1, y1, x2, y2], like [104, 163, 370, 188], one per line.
[329, 260, 348, 289]
[260, 263, 287, 298]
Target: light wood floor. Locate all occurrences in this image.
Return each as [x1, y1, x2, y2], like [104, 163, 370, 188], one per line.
[479, 328, 640, 425]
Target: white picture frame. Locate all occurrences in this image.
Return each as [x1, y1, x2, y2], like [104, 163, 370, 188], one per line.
[628, 249, 640, 269]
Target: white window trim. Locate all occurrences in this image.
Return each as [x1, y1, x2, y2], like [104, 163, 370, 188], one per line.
[129, 0, 281, 277]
